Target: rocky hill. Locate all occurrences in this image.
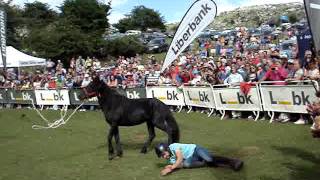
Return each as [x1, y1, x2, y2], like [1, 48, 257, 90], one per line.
[210, 2, 306, 30]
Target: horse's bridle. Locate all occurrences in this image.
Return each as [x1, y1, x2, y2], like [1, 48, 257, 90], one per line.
[82, 87, 98, 99]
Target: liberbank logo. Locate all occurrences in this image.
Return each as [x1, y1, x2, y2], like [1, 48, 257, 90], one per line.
[0, 9, 6, 63]
[171, 3, 213, 55]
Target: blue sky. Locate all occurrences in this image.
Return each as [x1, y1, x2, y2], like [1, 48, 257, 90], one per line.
[12, 0, 303, 24]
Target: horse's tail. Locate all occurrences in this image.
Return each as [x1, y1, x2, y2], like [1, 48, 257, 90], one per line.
[166, 113, 180, 143]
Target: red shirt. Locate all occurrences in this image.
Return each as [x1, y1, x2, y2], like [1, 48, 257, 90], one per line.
[48, 80, 57, 89]
[252, 58, 260, 65]
[263, 67, 288, 84]
[180, 73, 191, 83]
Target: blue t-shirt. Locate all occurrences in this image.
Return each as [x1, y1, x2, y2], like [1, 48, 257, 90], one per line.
[168, 143, 196, 164]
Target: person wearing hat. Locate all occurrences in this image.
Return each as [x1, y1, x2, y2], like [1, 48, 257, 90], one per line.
[286, 59, 303, 81]
[280, 53, 289, 68]
[155, 142, 243, 176]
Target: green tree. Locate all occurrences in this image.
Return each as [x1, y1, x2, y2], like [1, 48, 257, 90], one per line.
[104, 36, 145, 57]
[288, 13, 298, 23]
[61, 0, 110, 34]
[22, 2, 58, 29]
[22, 0, 111, 61]
[114, 17, 134, 33]
[114, 5, 165, 33]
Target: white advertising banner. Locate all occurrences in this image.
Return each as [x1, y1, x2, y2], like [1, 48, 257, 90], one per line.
[35, 90, 70, 105]
[183, 86, 215, 108]
[161, 0, 217, 71]
[213, 87, 262, 111]
[146, 86, 185, 106]
[260, 85, 317, 113]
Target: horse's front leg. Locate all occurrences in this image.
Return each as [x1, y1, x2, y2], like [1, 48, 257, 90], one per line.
[107, 126, 116, 160]
[113, 126, 123, 157]
[141, 123, 156, 154]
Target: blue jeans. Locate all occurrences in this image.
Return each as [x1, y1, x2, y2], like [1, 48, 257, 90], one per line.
[183, 146, 214, 168]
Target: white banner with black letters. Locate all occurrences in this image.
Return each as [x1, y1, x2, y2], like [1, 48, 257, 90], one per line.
[0, 8, 6, 70]
[35, 90, 70, 105]
[213, 87, 262, 111]
[260, 85, 317, 113]
[183, 86, 215, 108]
[161, 0, 217, 71]
[146, 86, 185, 106]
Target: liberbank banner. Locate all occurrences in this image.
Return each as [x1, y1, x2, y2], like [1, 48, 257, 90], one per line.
[146, 86, 185, 106]
[183, 86, 215, 108]
[260, 85, 317, 113]
[161, 0, 217, 71]
[6, 89, 35, 104]
[35, 90, 70, 105]
[0, 8, 6, 70]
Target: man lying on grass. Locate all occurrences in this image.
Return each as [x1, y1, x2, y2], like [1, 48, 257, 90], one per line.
[155, 143, 244, 176]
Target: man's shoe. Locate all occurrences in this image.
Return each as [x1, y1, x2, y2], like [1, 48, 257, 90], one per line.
[232, 160, 244, 171]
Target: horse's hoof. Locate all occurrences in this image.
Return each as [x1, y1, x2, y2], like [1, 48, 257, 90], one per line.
[117, 152, 123, 157]
[140, 148, 147, 154]
[108, 155, 114, 160]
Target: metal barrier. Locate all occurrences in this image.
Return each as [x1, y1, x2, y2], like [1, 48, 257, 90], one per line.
[211, 83, 262, 121]
[182, 84, 215, 117]
[259, 80, 319, 123]
[1, 81, 319, 124]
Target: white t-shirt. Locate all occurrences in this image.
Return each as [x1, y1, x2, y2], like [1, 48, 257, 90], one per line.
[224, 73, 244, 84]
[81, 78, 92, 87]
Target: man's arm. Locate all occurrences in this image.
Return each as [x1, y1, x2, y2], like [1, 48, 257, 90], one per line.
[160, 150, 183, 176]
[171, 150, 183, 169]
[259, 71, 270, 82]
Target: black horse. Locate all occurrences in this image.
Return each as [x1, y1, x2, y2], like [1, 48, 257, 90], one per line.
[79, 76, 180, 160]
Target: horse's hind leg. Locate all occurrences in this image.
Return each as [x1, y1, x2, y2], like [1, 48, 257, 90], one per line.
[141, 122, 156, 154]
[114, 126, 123, 157]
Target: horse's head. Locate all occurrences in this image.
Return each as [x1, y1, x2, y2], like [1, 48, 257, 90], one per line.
[79, 75, 105, 100]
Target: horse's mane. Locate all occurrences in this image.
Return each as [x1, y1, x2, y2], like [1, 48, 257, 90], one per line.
[99, 80, 128, 101]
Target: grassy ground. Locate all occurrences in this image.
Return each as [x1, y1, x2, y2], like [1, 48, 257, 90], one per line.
[1, 109, 320, 180]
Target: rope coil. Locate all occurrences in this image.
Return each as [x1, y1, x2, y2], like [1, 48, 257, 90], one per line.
[30, 98, 83, 130]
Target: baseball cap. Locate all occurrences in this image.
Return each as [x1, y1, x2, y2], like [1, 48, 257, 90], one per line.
[280, 54, 288, 59]
[288, 59, 294, 64]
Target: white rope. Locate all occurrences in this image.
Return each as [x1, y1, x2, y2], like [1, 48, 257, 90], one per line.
[30, 98, 83, 130]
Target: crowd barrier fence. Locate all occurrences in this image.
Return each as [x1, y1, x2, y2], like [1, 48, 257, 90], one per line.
[0, 80, 318, 123]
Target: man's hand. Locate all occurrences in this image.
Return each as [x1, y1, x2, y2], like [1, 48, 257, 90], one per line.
[160, 167, 173, 176]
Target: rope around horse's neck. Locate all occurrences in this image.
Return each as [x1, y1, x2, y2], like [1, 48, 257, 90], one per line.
[30, 98, 83, 130]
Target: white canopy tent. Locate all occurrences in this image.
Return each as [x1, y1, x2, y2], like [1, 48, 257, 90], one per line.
[0, 46, 46, 68]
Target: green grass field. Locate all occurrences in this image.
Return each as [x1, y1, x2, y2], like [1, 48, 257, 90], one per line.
[1, 109, 320, 180]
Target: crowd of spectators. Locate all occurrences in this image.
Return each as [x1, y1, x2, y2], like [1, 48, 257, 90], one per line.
[1, 25, 318, 90]
[0, 24, 319, 124]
